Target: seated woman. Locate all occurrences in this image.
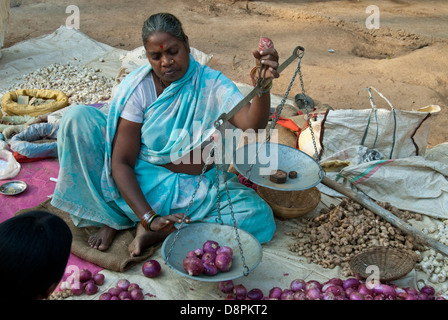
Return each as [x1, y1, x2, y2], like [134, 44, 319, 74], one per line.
[51, 12, 279, 257]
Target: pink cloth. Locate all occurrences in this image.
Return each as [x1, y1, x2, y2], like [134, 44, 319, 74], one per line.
[0, 158, 102, 278]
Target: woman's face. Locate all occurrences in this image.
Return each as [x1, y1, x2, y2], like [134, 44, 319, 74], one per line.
[145, 31, 190, 85]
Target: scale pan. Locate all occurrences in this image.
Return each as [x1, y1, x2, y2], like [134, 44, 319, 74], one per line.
[161, 222, 262, 282]
[233, 142, 324, 191]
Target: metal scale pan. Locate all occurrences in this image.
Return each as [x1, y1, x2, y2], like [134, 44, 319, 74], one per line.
[161, 222, 262, 282]
[233, 142, 324, 191]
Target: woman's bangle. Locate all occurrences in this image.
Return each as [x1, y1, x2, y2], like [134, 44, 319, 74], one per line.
[141, 211, 159, 231]
[250, 66, 272, 93]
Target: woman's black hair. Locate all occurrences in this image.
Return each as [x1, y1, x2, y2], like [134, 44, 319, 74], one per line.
[142, 12, 188, 47]
[0, 210, 73, 299]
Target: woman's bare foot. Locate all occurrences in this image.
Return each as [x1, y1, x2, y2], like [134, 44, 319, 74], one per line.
[128, 223, 169, 257]
[88, 225, 117, 251]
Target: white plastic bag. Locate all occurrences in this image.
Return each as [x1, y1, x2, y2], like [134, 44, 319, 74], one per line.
[0, 149, 21, 179]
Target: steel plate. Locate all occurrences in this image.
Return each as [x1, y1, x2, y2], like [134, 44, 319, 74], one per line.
[0, 180, 27, 196]
[233, 142, 324, 191]
[161, 222, 262, 282]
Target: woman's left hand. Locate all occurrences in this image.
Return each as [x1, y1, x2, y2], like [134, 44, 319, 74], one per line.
[252, 46, 280, 80]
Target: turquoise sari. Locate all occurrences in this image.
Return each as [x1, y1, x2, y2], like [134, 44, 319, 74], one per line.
[51, 55, 276, 244]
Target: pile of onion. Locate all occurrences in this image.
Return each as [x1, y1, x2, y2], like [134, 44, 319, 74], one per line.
[218, 277, 444, 300]
[99, 279, 145, 300]
[183, 240, 233, 276]
[59, 269, 105, 296]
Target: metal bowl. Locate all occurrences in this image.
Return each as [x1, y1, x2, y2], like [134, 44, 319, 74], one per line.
[233, 142, 324, 191]
[0, 180, 27, 196]
[161, 222, 262, 282]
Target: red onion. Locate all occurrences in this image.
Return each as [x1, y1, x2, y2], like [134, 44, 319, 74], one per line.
[323, 284, 344, 296]
[224, 294, 236, 300]
[281, 290, 295, 300]
[108, 287, 123, 297]
[218, 280, 234, 293]
[290, 279, 306, 292]
[142, 259, 162, 278]
[110, 296, 120, 300]
[293, 291, 306, 300]
[374, 294, 385, 300]
[187, 250, 197, 258]
[322, 291, 335, 300]
[194, 248, 204, 258]
[79, 269, 92, 283]
[99, 293, 112, 300]
[381, 284, 396, 299]
[85, 282, 98, 295]
[233, 284, 247, 300]
[349, 291, 365, 300]
[420, 285, 435, 296]
[305, 288, 321, 300]
[358, 283, 373, 296]
[305, 280, 323, 291]
[203, 240, 220, 254]
[215, 252, 233, 272]
[404, 294, 418, 300]
[203, 261, 218, 276]
[201, 252, 217, 263]
[116, 278, 130, 291]
[404, 287, 419, 295]
[216, 246, 233, 257]
[247, 288, 264, 300]
[71, 285, 84, 296]
[268, 287, 282, 299]
[183, 257, 204, 276]
[119, 290, 132, 300]
[342, 278, 360, 291]
[364, 294, 374, 300]
[93, 273, 105, 286]
[128, 283, 140, 292]
[326, 278, 344, 287]
[130, 288, 144, 300]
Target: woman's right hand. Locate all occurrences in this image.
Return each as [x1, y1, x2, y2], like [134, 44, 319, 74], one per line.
[149, 213, 191, 233]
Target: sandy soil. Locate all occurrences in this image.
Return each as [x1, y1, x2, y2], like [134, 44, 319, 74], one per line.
[3, 0, 447, 147]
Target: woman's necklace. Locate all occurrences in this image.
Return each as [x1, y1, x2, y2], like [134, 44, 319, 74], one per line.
[156, 74, 167, 89]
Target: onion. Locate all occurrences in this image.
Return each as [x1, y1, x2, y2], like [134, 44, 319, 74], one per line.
[323, 284, 344, 296]
[201, 252, 217, 263]
[405, 294, 418, 300]
[269, 287, 283, 299]
[404, 287, 419, 295]
[233, 284, 247, 300]
[342, 278, 360, 291]
[216, 246, 233, 256]
[93, 273, 105, 286]
[99, 293, 111, 300]
[203, 261, 218, 276]
[110, 296, 120, 300]
[85, 282, 98, 295]
[215, 252, 233, 272]
[183, 257, 204, 276]
[305, 288, 321, 300]
[71, 285, 84, 296]
[322, 291, 335, 300]
[203, 240, 220, 254]
[194, 248, 204, 258]
[358, 284, 373, 296]
[128, 283, 140, 292]
[119, 290, 132, 300]
[290, 279, 306, 292]
[187, 250, 197, 258]
[420, 285, 435, 296]
[116, 279, 130, 291]
[305, 280, 323, 291]
[293, 291, 306, 300]
[326, 278, 344, 287]
[381, 284, 396, 299]
[374, 294, 385, 300]
[79, 269, 92, 283]
[247, 288, 264, 300]
[108, 287, 123, 297]
[142, 259, 162, 278]
[349, 291, 365, 300]
[218, 280, 234, 293]
[280, 290, 295, 300]
[130, 288, 144, 300]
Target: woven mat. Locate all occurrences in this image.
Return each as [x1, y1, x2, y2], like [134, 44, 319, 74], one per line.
[15, 199, 156, 272]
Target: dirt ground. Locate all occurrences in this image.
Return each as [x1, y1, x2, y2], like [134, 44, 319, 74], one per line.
[3, 0, 448, 147]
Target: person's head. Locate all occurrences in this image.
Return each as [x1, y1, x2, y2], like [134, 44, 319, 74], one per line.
[0, 211, 73, 300]
[142, 13, 190, 85]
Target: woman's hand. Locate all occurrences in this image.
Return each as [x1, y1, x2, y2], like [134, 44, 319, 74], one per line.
[252, 46, 280, 80]
[149, 213, 191, 233]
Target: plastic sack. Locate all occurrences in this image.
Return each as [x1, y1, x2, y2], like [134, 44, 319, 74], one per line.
[1, 89, 69, 117]
[9, 123, 59, 158]
[0, 149, 21, 179]
[319, 87, 440, 160]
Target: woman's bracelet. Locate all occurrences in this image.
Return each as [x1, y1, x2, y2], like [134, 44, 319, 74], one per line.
[250, 66, 272, 93]
[141, 211, 159, 231]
